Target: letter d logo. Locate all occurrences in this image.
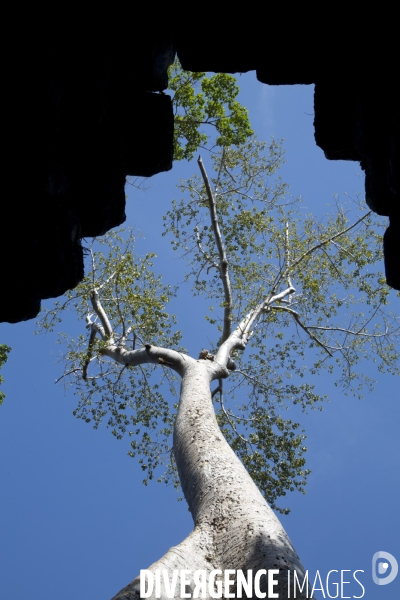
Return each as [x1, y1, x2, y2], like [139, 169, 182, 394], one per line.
[372, 551, 398, 585]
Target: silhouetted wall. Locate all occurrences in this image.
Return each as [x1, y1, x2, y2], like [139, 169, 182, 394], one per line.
[2, 19, 398, 322]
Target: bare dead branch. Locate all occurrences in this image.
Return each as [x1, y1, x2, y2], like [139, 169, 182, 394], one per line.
[198, 155, 233, 343]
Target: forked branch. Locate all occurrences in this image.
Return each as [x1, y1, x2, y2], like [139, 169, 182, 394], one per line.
[215, 285, 296, 367]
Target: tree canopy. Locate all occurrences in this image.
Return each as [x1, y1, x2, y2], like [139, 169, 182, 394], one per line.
[168, 59, 253, 160]
[35, 60, 400, 515]
[38, 132, 399, 513]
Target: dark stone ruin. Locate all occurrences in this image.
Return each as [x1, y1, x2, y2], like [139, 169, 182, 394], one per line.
[2, 21, 398, 323]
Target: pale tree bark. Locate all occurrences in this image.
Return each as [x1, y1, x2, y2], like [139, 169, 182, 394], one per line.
[99, 154, 316, 598]
[43, 143, 396, 600]
[86, 292, 313, 599]
[110, 351, 313, 600]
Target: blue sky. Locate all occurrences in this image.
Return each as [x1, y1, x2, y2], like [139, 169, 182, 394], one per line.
[1, 75, 399, 600]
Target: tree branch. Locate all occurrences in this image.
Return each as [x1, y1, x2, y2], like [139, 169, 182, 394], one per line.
[82, 323, 98, 380]
[97, 270, 118, 291]
[90, 289, 114, 341]
[219, 385, 251, 445]
[100, 343, 186, 376]
[270, 306, 334, 357]
[306, 325, 390, 338]
[198, 155, 233, 343]
[215, 285, 296, 367]
[290, 211, 372, 271]
[194, 228, 219, 270]
[233, 368, 279, 392]
[285, 222, 293, 290]
[118, 326, 133, 348]
[55, 368, 83, 384]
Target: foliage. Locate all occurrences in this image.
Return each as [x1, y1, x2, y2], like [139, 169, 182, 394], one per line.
[37, 136, 400, 513]
[162, 136, 399, 510]
[168, 59, 253, 161]
[165, 138, 399, 392]
[38, 230, 182, 486]
[0, 344, 11, 405]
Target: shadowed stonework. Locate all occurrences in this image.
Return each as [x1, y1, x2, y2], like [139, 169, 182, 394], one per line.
[2, 18, 398, 322]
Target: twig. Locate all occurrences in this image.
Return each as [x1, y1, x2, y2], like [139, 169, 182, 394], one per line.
[270, 305, 333, 357]
[195, 228, 219, 270]
[55, 368, 83, 384]
[306, 325, 389, 338]
[218, 382, 250, 445]
[290, 211, 372, 271]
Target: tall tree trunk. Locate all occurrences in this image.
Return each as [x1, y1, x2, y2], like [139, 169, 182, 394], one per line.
[112, 358, 313, 599]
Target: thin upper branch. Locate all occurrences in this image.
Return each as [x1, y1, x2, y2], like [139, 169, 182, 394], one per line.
[218, 385, 251, 445]
[270, 306, 333, 357]
[198, 155, 233, 343]
[285, 222, 293, 290]
[290, 211, 372, 271]
[113, 274, 126, 339]
[195, 229, 219, 270]
[306, 325, 390, 338]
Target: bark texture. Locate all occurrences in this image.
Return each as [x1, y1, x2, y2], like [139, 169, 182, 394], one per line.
[112, 357, 313, 599]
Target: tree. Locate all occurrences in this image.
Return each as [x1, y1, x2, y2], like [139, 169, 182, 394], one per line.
[38, 135, 399, 599]
[0, 344, 11, 406]
[168, 59, 253, 161]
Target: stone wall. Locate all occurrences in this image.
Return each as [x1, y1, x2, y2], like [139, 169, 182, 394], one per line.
[2, 18, 398, 322]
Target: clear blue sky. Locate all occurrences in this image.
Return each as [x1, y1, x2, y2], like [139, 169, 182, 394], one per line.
[1, 75, 399, 600]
